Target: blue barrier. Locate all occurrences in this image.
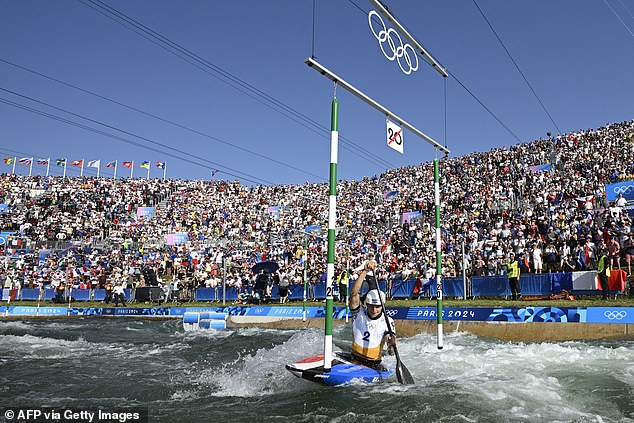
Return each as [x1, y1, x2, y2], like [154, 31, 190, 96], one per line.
[473, 274, 567, 297]
[6, 272, 620, 304]
[313, 283, 326, 299]
[389, 278, 464, 298]
[72, 289, 91, 301]
[195, 288, 216, 301]
[288, 285, 304, 301]
[472, 276, 508, 297]
[44, 288, 55, 300]
[270, 285, 279, 299]
[390, 279, 415, 298]
[519, 274, 551, 296]
[21, 288, 41, 300]
[430, 277, 465, 298]
[551, 272, 573, 292]
[93, 289, 106, 301]
[2, 304, 634, 324]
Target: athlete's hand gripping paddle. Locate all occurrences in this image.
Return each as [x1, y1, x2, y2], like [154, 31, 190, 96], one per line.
[369, 271, 415, 385]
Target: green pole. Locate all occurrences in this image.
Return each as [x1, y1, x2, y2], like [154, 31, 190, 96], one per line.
[302, 236, 307, 322]
[345, 253, 350, 323]
[324, 94, 338, 371]
[434, 158, 444, 349]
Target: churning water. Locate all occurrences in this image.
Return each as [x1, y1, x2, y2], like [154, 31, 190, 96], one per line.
[1, 318, 633, 422]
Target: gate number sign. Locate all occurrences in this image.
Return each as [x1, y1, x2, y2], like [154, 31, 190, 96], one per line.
[386, 119, 404, 154]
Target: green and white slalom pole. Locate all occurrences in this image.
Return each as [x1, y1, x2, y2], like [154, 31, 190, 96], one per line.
[324, 92, 338, 371]
[302, 236, 307, 322]
[434, 157, 444, 349]
[345, 254, 350, 323]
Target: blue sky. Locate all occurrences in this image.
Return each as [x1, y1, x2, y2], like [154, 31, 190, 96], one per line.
[1, 1, 633, 185]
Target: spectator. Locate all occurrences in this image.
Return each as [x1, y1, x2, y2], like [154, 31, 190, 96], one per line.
[113, 281, 127, 306]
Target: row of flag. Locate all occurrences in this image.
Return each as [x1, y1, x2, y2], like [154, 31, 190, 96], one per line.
[3, 157, 167, 179]
[4, 157, 166, 169]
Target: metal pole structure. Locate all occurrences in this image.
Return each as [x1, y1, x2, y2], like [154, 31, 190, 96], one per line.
[345, 254, 350, 323]
[3, 244, 9, 316]
[323, 92, 339, 372]
[434, 158, 443, 349]
[37, 283, 42, 316]
[302, 237, 308, 322]
[462, 240, 467, 300]
[222, 254, 226, 305]
[305, 58, 449, 154]
[5, 275, 10, 317]
[67, 284, 72, 316]
[369, 0, 448, 78]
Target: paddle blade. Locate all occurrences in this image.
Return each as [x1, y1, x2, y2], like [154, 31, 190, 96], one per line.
[393, 346, 415, 385]
[395, 360, 415, 385]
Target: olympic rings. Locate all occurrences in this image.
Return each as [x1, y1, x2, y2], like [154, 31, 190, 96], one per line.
[368, 10, 419, 75]
[385, 308, 398, 317]
[604, 310, 627, 320]
[613, 185, 633, 195]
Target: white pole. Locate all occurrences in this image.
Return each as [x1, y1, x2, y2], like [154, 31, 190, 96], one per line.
[302, 238, 307, 322]
[345, 255, 350, 323]
[434, 158, 443, 349]
[222, 255, 226, 305]
[462, 240, 467, 300]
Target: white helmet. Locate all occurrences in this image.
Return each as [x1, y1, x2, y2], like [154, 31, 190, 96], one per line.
[365, 289, 386, 306]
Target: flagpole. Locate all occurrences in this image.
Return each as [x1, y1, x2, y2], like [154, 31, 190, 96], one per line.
[80, 159, 84, 177]
[130, 161, 134, 178]
[46, 158, 50, 177]
[114, 160, 117, 181]
[146, 163, 150, 179]
[12, 157, 16, 175]
[97, 162, 100, 178]
[29, 158, 33, 177]
[163, 163, 166, 180]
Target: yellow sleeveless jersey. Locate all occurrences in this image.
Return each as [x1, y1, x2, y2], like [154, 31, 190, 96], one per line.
[351, 306, 395, 361]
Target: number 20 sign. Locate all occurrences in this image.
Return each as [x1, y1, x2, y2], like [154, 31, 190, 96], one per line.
[386, 119, 404, 154]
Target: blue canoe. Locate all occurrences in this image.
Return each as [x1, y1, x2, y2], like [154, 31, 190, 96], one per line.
[286, 351, 394, 386]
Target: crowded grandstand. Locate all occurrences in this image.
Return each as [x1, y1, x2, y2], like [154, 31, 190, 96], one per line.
[1, 120, 633, 301]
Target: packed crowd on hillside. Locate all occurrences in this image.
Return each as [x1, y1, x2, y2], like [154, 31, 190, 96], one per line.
[1, 120, 633, 299]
